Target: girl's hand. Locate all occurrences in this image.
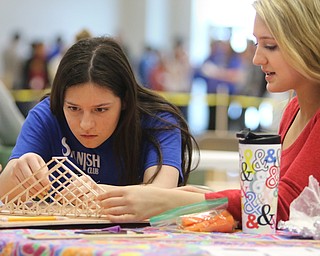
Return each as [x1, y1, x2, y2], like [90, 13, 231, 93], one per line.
[97, 185, 166, 222]
[57, 174, 103, 206]
[11, 152, 50, 197]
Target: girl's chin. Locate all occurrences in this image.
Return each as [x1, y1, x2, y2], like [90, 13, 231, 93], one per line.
[266, 83, 278, 93]
[79, 140, 103, 149]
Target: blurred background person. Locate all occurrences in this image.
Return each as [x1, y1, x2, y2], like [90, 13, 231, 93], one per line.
[22, 41, 50, 90]
[47, 36, 67, 84]
[165, 39, 192, 93]
[149, 50, 167, 92]
[163, 38, 193, 121]
[137, 45, 159, 88]
[2, 32, 25, 90]
[195, 39, 244, 130]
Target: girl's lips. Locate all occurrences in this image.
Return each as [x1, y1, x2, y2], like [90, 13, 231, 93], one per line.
[81, 134, 97, 139]
[266, 71, 275, 75]
[261, 68, 275, 76]
[265, 72, 275, 82]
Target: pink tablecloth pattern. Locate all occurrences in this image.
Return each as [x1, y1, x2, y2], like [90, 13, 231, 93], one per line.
[0, 227, 319, 256]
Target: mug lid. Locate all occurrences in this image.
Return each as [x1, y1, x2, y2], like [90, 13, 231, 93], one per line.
[236, 128, 281, 144]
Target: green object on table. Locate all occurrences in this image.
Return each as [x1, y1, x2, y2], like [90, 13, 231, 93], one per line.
[150, 197, 228, 227]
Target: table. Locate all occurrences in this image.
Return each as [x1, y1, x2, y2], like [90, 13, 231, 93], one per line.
[192, 150, 240, 190]
[0, 226, 319, 255]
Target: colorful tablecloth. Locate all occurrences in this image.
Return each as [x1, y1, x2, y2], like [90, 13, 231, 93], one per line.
[0, 227, 319, 256]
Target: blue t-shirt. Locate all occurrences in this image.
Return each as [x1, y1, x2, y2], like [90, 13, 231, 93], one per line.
[10, 97, 183, 185]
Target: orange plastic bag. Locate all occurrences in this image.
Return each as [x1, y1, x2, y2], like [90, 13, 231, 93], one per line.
[150, 197, 237, 232]
[177, 209, 236, 233]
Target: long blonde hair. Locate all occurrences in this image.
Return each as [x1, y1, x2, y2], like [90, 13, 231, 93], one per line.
[253, 0, 320, 82]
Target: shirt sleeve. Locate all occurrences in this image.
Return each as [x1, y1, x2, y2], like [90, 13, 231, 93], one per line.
[205, 189, 241, 223]
[10, 99, 56, 162]
[142, 112, 182, 178]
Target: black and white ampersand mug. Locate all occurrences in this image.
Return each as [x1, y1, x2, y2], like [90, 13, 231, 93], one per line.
[237, 129, 281, 234]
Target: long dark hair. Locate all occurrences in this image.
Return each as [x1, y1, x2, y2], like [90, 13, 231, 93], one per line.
[50, 36, 199, 186]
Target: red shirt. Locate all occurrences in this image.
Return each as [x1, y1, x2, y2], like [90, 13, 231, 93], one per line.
[205, 96, 320, 224]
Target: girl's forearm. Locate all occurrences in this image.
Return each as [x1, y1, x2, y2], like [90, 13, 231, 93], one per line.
[159, 189, 206, 211]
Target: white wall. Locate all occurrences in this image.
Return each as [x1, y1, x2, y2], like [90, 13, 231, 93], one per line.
[118, 0, 192, 62]
[0, 0, 120, 74]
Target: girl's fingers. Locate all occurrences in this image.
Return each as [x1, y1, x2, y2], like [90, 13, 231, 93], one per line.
[97, 188, 127, 200]
[57, 175, 99, 207]
[12, 155, 50, 197]
[14, 163, 40, 195]
[99, 196, 126, 210]
[107, 214, 137, 223]
[103, 205, 129, 216]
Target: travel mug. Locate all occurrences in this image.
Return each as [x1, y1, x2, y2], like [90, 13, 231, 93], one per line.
[237, 129, 281, 234]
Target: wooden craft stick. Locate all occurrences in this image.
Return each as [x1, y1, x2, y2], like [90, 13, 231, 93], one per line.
[0, 216, 68, 222]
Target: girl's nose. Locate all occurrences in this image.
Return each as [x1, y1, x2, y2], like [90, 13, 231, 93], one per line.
[80, 112, 95, 130]
[252, 47, 267, 67]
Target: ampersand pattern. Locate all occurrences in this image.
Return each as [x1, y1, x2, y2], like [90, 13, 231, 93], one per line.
[246, 214, 259, 229]
[239, 143, 281, 233]
[266, 166, 279, 189]
[257, 204, 274, 226]
[244, 149, 255, 174]
[240, 162, 253, 181]
[265, 149, 277, 164]
[252, 149, 268, 172]
[243, 191, 261, 215]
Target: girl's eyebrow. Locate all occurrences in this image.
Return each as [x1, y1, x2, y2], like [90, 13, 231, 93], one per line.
[253, 34, 275, 40]
[95, 103, 112, 107]
[64, 101, 112, 107]
[260, 36, 275, 40]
